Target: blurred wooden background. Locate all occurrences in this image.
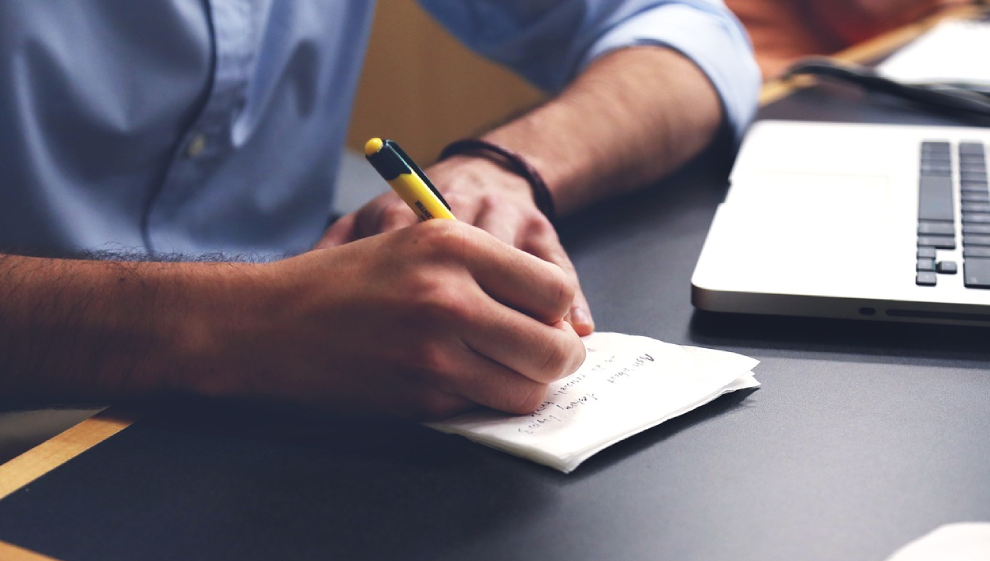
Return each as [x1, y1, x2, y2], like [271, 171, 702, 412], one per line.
[346, 0, 546, 163]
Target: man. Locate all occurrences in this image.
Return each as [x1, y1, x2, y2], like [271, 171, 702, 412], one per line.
[0, 1, 758, 420]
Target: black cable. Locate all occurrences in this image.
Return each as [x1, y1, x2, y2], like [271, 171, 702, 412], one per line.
[782, 57, 990, 120]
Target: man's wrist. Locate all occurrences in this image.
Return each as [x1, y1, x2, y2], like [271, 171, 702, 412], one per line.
[427, 155, 542, 212]
[164, 261, 276, 400]
[439, 138, 556, 224]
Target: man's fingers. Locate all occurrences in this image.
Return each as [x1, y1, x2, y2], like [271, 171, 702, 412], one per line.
[340, 193, 420, 241]
[470, 199, 594, 335]
[460, 298, 585, 384]
[521, 222, 595, 335]
[368, 194, 419, 234]
[315, 213, 358, 248]
[441, 339, 560, 415]
[447, 226, 575, 325]
[473, 202, 522, 247]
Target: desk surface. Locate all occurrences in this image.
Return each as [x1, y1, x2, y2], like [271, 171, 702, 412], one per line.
[3, 16, 990, 561]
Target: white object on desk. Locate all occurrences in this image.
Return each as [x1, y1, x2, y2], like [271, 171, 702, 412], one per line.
[876, 19, 990, 87]
[428, 331, 759, 473]
[885, 523, 990, 561]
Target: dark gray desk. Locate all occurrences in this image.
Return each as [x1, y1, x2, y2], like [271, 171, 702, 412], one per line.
[1, 84, 989, 561]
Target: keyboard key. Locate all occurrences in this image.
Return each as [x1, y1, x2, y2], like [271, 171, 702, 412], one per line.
[959, 142, 986, 156]
[923, 140, 951, 151]
[917, 246, 937, 259]
[917, 235, 956, 249]
[919, 176, 954, 221]
[916, 271, 937, 286]
[964, 258, 990, 288]
[921, 162, 952, 175]
[964, 246, 990, 258]
[962, 171, 989, 182]
[963, 202, 990, 213]
[964, 235, 990, 246]
[963, 223, 990, 235]
[937, 260, 958, 274]
[918, 221, 955, 235]
[962, 192, 990, 203]
[962, 213, 990, 224]
[917, 258, 936, 271]
[960, 180, 988, 192]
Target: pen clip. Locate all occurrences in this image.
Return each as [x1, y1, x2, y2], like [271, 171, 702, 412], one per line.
[387, 140, 452, 211]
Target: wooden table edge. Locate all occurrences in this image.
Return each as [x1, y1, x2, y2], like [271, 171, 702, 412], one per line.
[0, 539, 62, 561]
[0, 408, 138, 500]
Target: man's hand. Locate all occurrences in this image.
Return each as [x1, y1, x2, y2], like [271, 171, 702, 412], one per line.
[317, 155, 595, 336]
[319, 45, 727, 342]
[219, 220, 587, 420]
[0, 222, 584, 419]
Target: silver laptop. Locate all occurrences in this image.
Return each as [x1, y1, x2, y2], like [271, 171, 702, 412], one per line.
[691, 119, 990, 325]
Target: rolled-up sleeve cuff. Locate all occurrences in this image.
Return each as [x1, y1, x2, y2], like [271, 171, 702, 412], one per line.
[580, 3, 761, 144]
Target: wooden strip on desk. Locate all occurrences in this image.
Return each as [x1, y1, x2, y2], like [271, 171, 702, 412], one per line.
[0, 540, 60, 561]
[759, 5, 985, 106]
[0, 409, 137, 500]
[759, 75, 816, 106]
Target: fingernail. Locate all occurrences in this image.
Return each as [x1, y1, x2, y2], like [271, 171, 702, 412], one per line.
[570, 307, 594, 334]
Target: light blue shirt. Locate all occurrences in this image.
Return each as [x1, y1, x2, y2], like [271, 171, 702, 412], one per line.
[0, 1, 758, 258]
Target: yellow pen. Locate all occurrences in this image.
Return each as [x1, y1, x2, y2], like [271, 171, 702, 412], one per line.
[364, 138, 456, 221]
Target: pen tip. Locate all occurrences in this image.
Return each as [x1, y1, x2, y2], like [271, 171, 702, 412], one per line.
[364, 137, 384, 156]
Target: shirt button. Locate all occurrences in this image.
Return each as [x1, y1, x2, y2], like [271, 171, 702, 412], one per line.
[186, 134, 207, 158]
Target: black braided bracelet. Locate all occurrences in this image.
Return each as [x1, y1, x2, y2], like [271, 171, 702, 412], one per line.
[438, 138, 556, 224]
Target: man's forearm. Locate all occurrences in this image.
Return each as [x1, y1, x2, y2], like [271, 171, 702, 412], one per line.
[0, 253, 257, 403]
[0, 223, 589, 419]
[482, 46, 724, 216]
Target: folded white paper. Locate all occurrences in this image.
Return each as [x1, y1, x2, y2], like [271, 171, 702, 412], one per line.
[427, 332, 759, 473]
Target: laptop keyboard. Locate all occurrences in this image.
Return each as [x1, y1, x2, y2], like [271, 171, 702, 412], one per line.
[916, 140, 990, 287]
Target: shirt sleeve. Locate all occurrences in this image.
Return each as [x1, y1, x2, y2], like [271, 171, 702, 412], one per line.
[415, 0, 760, 143]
